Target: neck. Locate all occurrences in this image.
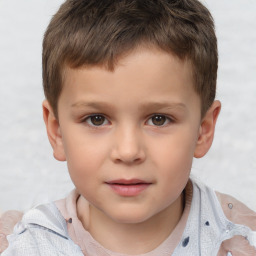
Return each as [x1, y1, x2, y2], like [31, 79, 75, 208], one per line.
[78, 193, 184, 254]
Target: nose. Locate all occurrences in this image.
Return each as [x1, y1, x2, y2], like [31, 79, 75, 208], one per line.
[110, 125, 146, 165]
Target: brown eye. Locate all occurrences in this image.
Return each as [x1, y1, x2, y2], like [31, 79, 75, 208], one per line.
[151, 115, 167, 126]
[86, 115, 107, 126]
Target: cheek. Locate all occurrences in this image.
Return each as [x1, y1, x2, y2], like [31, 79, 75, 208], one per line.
[150, 129, 198, 190]
[63, 128, 108, 161]
[153, 131, 197, 168]
[62, 133, 109, 185]
[66, 148, 101, 204]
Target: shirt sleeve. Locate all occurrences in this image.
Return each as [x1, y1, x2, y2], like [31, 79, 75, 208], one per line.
[216, 191, 256, 254]
[2, 221, 83, 256]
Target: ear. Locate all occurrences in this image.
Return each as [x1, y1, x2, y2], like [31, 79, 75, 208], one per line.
[42, 100, 66, 161]
[194, 100, 221, 158]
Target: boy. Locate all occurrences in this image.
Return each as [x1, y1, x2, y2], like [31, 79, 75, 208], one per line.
[1, 0, 256, 255]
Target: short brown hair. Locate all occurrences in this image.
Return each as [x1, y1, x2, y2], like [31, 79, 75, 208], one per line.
[43, 0, 217, 118]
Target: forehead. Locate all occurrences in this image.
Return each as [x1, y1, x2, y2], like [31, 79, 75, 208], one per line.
[63, 47, 194, 85]
[60, 48, 199, 113]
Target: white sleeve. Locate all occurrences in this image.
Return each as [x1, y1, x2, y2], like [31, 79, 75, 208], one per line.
[2, 222, 83, 256]
[2, 226, 41, 256]
[248, 231, 256, 248]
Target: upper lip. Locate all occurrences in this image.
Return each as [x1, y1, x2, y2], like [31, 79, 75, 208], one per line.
[106, 179, 151, 185]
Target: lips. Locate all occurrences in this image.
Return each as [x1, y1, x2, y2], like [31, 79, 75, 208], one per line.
[105, 179, 152, 197]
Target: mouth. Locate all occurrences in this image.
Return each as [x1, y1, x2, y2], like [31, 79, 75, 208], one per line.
[105, 179, 152, 197]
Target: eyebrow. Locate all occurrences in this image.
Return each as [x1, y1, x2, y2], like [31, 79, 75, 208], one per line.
[139, 102, 187, 112]
[71, 101, 187, 112]
[72, 101, 113, 109]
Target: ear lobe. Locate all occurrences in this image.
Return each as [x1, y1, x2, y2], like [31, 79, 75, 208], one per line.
[42, 100, 66, 161]
[194, 100, 221, 158]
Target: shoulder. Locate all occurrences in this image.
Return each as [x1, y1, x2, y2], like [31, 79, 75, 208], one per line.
[215, 191, 256, 254]
[191, 178, 256, 229]
[215, 191, 256, 230]
[0, 210, 23, 254]
[2, 203, 83, 256]
[189, 179, 256, 254]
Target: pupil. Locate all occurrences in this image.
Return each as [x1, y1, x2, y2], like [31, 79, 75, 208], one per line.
[91, 115, 104, 125]
[152, 115, 166, 126]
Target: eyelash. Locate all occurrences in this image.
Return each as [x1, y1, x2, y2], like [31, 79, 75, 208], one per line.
[82, 114, 174, 128]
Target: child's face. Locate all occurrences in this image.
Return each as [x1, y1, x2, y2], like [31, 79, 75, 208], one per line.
[50, 48, 204, 224]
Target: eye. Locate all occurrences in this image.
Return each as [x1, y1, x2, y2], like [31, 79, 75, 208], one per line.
[85, 115, 109, 127]
[147, 114, 172, 126]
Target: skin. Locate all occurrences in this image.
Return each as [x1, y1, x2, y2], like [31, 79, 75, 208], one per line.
[0, 210, 23, 253]
[42, 47, 221, 254]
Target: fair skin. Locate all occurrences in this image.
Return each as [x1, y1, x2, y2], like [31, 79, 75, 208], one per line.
[0, 210, 23, 253]
[43, 47, 221, 254]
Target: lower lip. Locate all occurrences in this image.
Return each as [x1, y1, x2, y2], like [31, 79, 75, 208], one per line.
[107, 183, 151, 196]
